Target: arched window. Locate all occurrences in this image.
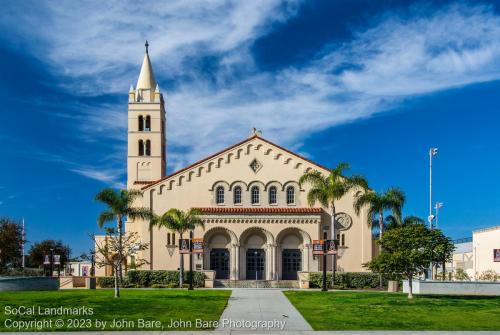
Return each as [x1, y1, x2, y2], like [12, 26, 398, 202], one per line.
[233, 186, 242, 204]
[172, 233, 176, 245]
[341, 233, 346, 247]
[145, 140, 151, 156]
[251, 186, 260, 204]
[269, 186, 277, 204]
[138, 116, 144, 131]
[216, 186, 225, 204]
[145, 115, 151, 131]
[167, 233, 171, 245]
[286, 186, 295, 204]
[138, 140, 144, 156]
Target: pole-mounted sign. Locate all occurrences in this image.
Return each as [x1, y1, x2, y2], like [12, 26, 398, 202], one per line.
[179, 239, 191, 254]
[191, 238, 204, 253]
[312, 240, 325, 255]
[43, 255, 50, 265]
[53, 255, 61, 265]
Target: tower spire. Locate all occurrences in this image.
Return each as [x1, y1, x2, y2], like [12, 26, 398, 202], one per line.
[136, 41, 157, 98]
[145, 40, 149, 54]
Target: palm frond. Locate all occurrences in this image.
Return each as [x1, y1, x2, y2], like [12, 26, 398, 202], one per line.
[97, 211, 115, 228]
[95, 188, 119, 208]
[403, 215, 425, 225]
[128, 207, 153, 221]
[306, 188, 329, 207]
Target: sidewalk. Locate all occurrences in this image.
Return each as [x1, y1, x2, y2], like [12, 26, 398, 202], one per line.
[216, 288, 312, 332]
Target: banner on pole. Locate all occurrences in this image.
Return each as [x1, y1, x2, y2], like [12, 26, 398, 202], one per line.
[192, 238, 204, 253]
[326, 239, 338, 255]
[179, 239, 191, 254]
[53, 255, 61, 265]
[43, 255, 50, 265]
[312, 240, 325, 255]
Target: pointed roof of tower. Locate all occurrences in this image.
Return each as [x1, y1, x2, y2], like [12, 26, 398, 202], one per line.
[136, 41, 157, 90]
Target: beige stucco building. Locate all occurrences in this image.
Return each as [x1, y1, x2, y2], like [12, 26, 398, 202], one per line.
[472, 226, 500, 278]
[96, 47, 373, 280]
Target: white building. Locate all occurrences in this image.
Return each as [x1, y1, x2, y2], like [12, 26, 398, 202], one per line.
[473, 225, 500, 279]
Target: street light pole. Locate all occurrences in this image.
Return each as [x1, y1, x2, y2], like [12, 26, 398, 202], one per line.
[428, 148, 438, 280]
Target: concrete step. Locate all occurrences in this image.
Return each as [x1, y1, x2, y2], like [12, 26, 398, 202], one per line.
[215, 279, 299, 288]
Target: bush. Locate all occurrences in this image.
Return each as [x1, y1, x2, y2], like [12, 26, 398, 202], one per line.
[478, 270, 499, 282]
[309, 272, 387, 289]
[453, 268, 471, 281]
[126, 270, 206, 288]
[0, 268, 44, 277]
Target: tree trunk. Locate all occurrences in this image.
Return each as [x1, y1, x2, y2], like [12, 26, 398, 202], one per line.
[331, 204, 336, 289]
[442, 259, 446, 281]
[179, 233, 184, 288]
[408, 274, 413, 299]
[379, 210, 384, 289]
[114, 269, 120, 298]
[117, 216, 123, 285]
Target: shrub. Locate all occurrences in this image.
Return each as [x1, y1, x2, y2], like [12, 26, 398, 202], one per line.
[0, 268, 44, 277]
[125, 270, 205, 288]
[309, 272, 387, 289]
[478, 270, 499, 282]
[453, 268, 471, 281]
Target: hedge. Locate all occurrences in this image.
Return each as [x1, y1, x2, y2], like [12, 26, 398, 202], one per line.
[0, 268, 44, 277]
[309, 272, 387, 289]
[97, 270, 206, 288]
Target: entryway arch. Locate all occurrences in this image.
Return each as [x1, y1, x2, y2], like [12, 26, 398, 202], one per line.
[239, 227, 275, 280]
[203, 227, 238, 279]
[276, 227, 312, 280]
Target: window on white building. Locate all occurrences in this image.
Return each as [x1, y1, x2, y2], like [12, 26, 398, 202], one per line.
[269, 186, 277, 204]
[286, 186, 295, 204]
[216, 186, 225, 204]
[233, 186, 242, 204]
[251, 186, 260, 204]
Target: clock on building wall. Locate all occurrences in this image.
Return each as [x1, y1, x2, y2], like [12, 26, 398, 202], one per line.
[335, 212, 353, 230]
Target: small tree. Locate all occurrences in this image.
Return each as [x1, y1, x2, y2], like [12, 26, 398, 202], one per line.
[454, 268, 471, 281]
[366, 224, 449, 298]
[92, 229, 148, 298]
[430, 230, 455, 281]
[0, 218, 23, 271]
[27, 240, 71, 270]
[95, 188, 152, 283]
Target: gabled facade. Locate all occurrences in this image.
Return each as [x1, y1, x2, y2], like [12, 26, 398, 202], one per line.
[98, 44, 373, 280]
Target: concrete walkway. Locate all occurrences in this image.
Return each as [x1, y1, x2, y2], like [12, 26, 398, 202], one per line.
[216, 288, 312, 332]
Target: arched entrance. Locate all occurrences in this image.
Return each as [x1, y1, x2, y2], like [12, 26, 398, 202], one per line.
[276, 228, 312, 280]
[204, 227, 237, 280]
[239, 227, 275, 280]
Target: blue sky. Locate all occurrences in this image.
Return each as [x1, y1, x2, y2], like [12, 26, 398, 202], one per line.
[0, 0, 499, 257]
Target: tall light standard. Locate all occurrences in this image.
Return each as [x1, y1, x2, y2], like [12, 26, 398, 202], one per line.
[435, 202, 444, 228]
[428, 147, 438, 280]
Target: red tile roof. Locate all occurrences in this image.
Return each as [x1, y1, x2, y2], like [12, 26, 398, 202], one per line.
[141, 135, 331, 190]
[194, 207, 323, 214]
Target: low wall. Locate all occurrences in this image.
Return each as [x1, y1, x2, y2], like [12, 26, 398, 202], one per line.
[403, 280, 500, 296]
[0, 277, 59, 291]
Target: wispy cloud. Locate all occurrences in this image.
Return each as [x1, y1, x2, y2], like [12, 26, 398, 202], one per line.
[2, 2, 500, 180]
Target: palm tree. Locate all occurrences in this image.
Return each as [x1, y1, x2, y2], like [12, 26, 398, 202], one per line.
[151, 208, 204, 288]
[354, 187, 405, 288]
[354, 187, 406, 240]
[95, 188, 152, 283]
[384, 214, 425, 230]
[299, 163, 368, 288]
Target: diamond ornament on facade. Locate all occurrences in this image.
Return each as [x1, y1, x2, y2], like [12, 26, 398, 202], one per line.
[249, 158, 262, 173]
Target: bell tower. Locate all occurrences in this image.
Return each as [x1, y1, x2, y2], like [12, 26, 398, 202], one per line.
[127, 41, 166, 188]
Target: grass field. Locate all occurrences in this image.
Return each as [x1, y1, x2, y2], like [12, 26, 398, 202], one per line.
[0, 289, 231, 332]
[284, 291, 500, 330]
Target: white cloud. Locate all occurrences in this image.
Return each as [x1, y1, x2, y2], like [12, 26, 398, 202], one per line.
[2, 2, 500, 183]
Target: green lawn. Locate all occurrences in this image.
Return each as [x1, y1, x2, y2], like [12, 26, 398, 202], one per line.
[284, 291, 500, 330]
[0, 289, 230, 332]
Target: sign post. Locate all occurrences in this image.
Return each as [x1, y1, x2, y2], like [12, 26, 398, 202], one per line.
[313, 240, 327, 291]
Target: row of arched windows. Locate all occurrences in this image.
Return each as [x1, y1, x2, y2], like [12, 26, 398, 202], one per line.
[216, 186, 295, 205]
[138, 140, 151, 156]
[138, 115, 151, 131]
